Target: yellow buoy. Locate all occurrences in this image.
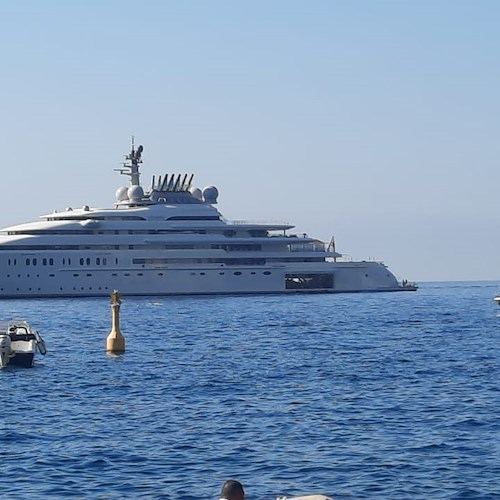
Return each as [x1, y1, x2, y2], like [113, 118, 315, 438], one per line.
[106, 290, 125, 355]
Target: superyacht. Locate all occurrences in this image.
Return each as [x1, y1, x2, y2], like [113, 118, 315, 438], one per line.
[0, 144, 416, 298]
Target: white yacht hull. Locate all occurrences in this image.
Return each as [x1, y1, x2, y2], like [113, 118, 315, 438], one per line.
[0, 256, 409, 298]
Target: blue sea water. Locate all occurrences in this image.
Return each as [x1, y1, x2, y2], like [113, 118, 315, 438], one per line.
[0, 282, 499, 499]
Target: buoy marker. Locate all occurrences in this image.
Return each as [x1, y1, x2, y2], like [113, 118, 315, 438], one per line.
[106, 290, 126, 355]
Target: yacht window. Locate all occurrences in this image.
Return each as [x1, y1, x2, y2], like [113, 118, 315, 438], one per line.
[26, 258, 30, 266]
[168, 216, 220, 221]
[164, 244, 195, 249]
[86, 258, 91, 265]
[96, 258, 100, 265]
[211, 244, 261, 251]
[43, 258, 47, 266]
[247, 230, 268, 237]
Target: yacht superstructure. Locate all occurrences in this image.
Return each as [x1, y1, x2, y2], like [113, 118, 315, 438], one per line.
[0, 144, 416, 298]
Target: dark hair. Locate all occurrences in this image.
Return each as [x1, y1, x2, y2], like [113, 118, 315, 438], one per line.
[220, 479, 245, 499]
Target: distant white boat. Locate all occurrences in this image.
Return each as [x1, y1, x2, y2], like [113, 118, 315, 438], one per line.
[494, 295, 500, 306]
[0, 320, 46, 368]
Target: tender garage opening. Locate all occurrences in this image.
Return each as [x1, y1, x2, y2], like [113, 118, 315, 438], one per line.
[285, 273, 334, 290]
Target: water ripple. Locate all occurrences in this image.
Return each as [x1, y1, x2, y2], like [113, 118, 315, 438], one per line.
[1, 282, 499, 498]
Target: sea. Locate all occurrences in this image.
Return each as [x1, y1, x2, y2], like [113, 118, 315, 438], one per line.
[0, 282, 499, 499]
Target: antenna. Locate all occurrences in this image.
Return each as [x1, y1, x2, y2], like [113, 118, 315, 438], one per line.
[115, 139, 143, 187]
[180, 173, 188, 191]
[173, 174, 181, 191]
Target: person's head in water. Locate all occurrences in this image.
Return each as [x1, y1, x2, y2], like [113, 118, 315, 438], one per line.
[220, 479, 245, 500]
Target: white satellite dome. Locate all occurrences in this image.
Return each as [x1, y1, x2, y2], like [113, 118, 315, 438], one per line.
[116, 186, 129, 202]
[189, 186, 203, 200]
[202, 185, 219, 204]
[128, 185, 144, 202]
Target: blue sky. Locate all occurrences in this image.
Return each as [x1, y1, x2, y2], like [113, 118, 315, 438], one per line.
[1, 0, 499, 281]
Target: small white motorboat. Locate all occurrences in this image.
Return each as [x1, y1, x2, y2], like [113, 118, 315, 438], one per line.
[494, 295, 500, 306]
[0, 320, 46, 368]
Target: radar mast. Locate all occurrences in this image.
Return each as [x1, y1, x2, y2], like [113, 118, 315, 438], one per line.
[115, 137, 143, 186]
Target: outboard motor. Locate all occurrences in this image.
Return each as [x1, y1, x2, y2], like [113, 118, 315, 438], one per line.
[0, 333, 12, 368]
[34, 330, 47, 356]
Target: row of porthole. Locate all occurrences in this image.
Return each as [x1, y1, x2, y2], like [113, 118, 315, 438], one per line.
[3, 270, 273, 281]
[5, 286, 112, 292]
[191, 271, 273, 276]
[6, 274, 56, 278]
[72, 273, 145, 277]
[67, 271, 274, 278]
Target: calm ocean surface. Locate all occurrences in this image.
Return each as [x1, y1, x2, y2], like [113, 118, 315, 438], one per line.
[1, 282, 499, 499]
